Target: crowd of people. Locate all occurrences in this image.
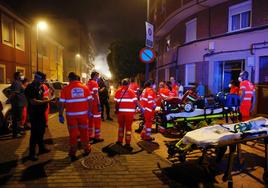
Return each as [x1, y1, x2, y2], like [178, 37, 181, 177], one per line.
[7, 69, 256, 162]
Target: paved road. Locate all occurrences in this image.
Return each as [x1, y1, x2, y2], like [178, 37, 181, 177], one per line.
[0, 110, 267, 188]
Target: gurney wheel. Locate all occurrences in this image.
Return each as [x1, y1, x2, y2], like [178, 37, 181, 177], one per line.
[179, 155, 186, 162]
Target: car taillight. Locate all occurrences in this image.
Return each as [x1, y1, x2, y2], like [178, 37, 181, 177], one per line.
[0, 102, 3, 111]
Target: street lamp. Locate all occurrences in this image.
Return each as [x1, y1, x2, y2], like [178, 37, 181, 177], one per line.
[36, 21, 48, 72]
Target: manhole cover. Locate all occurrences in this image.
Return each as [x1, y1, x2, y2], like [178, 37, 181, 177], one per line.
[81, 152, 116, 169]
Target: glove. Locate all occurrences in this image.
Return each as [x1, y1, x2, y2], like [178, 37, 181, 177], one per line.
[140, 108, 145, 114]
[152, 104, 156, 110]
[88, 112, 93, 118]
[98, 104, 102, 112]
[59, 115, 65, 124]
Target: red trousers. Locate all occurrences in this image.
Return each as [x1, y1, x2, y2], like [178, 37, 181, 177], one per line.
[88, 103, 101, 139]
[21, 106, 27, 127]
[141, 110, 154, 140]
[66, 115, 90, 155]
[240, 104, 251, 121]
[117, 113, 134, 144]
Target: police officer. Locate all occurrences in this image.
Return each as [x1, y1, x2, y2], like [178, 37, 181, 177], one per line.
[25, 72, 53, 161]
[9, 72, 27, 138]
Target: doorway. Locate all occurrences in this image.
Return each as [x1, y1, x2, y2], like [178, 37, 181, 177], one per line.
[257, 56, 268, 114]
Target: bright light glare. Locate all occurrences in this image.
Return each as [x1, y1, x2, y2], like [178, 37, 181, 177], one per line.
[106, 72, 112, 79]
[110, 85, 114, 90]
[93, 54, 112, 79]
[37, 21, 48, 30]
[76, 54, 81, 58]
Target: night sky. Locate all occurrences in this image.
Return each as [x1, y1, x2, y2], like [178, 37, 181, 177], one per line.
[1, 0, 147, 53]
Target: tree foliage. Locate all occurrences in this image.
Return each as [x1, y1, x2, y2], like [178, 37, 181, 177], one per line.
[107, 40, 146, 81]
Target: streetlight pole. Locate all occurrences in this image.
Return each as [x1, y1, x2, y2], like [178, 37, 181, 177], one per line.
[36, 21, 47, 72]
[36, 24, 39, 72]
[145, 0, 150, 80]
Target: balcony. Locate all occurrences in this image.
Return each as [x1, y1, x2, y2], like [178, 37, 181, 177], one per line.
[154, 0, 228, 37]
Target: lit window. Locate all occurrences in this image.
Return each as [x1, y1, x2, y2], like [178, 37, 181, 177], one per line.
[185, 18, 197, 43]
[1, 14, 14, 47]
[15, 23, 25, 51]
[229, 0, 251, 32]
[185, 64, 196, 86]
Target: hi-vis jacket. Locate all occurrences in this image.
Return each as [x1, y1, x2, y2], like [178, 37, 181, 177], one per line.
[140, 87, 156, 112]
[114, 86, 137, 114]
[129, 82, 140, 95]
[60, 81, 92, 117]
[239, 80, 255, 105]
[87, 79, 99, 103]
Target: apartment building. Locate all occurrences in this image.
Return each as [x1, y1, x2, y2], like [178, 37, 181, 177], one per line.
[0, 4, 31, 83]
[150, 0, 268, 114]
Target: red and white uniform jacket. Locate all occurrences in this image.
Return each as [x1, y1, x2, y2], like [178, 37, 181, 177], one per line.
[60, 81, 92, 117]
[43, 84, 49, 98]
[87, 79, 99, 103]
[114, 86, 137, 115]
[129, 82, 140, 95]
[239, 80, 255, 106]
[156, 88, 169, 106]
[140, 87, 156, 112]
[171, 84, 179, 97]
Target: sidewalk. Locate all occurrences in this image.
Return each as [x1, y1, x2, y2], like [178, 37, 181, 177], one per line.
[0, 111, 267, 188]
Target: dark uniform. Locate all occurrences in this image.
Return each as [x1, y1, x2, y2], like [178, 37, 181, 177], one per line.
[25, 81, 48, 158]
[10, 80, 27, 137]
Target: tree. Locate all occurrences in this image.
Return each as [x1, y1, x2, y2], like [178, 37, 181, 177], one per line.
[107, 40, 146, 82]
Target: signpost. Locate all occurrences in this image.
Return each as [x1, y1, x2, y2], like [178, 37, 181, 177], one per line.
[139, 47, 156, 64]
[145, 22, 154, 48]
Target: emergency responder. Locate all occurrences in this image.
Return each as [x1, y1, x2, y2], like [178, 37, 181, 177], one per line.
[170, 76, 179, 96]
[140, 80, 157, 141]
[156, 81, 169, 107]
[43, 82, 50, 127]
[114, 78, 144, 150]
[25, 71, 53, 161]
[239, 71, 256, 121]
[87, 71, 104, 143]
[58, 72, 92, 161]
[129, 77, 140, 96]
[166, 81, 177, 97]
[229, 80, 239, 95]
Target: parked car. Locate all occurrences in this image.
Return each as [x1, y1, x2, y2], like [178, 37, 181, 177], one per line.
[0, 84, 12, 133]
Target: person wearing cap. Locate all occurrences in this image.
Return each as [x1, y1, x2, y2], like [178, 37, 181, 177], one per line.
[87, 71, 104, 143]
[24, 71, 53, 161]
[58, 72, 92, 161]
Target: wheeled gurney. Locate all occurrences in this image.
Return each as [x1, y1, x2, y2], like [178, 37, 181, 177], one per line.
[167, 117, 268, 188]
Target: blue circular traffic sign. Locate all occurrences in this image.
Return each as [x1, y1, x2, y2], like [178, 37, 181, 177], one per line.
[139, 47, 156, 64]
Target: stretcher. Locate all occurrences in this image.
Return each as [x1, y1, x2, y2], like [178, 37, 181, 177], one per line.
[156, 107, 240, 134]
[167, 117, 268, 188]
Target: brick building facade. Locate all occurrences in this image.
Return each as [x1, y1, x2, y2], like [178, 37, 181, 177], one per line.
[150, 0, 268, 114]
